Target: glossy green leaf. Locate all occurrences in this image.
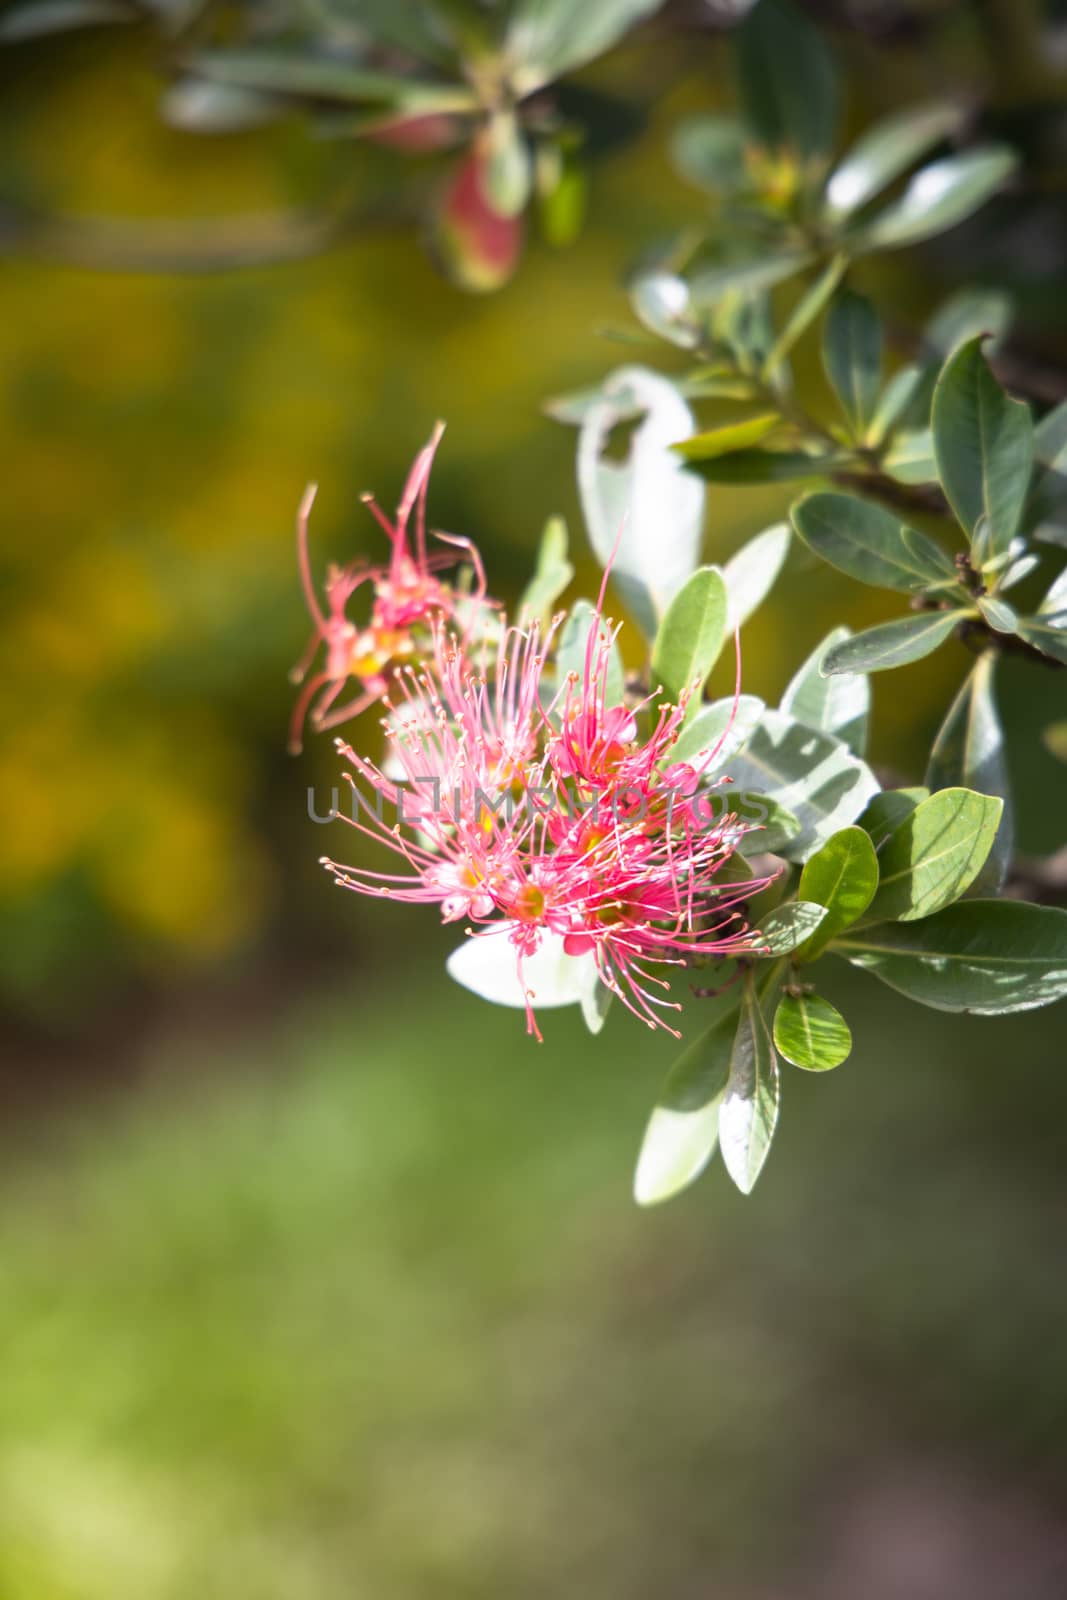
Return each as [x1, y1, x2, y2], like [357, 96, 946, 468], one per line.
[718, 709, 880, 860]
[651, 566, 729, 702]
[858, 787, 929, 849]
[823, 291, 883, 436]
[773, 992, 852, 1070]
[1014, 618, 1067, 665]
[756, 900, 828, 955]
[932, 336, 1034, 560]
[779, 626, 869, 755]
[848, 146, 1017, 252]
[520, 515, 574, 628]
[835, 900, 1067, 1014]
[792, 492, 958, 592]
[821, 100, 967, 221]
[556, 599, 625, 706]
[865, 787, 1003, 923]
[722, 524, 791, 630]
[507, 0, 664, 95]
[633, 1009, 736, 1205]
[821, 610, 968, 674]
[925, 655, 1012, 891]
[795, 825, 879, 960]
[670, 114, 748, 193]
[578, 367, 705, 638]
[737, 0, 837, 159]
[670, 695, 765, 770]
[719, 982, 781, 1194]
[631, 272, 699, 349]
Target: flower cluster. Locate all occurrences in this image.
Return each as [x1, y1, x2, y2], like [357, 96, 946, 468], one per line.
[296, 430, 770, 1038]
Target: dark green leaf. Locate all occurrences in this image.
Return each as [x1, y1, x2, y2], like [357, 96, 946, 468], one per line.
[773, 992, 852, 1069]
[858, 787, 929, 849]
[686, 448, 851, 484]
[737, 0, 837, 159]
[780, 626, 870, 755]
[791, 492, 958, 592]
[821, 610, 968, 674]
[834, 900, 1067, 1014]
[795, 825, 879, 960]
[736, 797, 802, 856]
[864, 787, 1003, 922]
[823, 291, 883, 437]
[821, 100, 967, 221]
[651, 566, 729, 702]
[756, 901, 828, 955]
[925, 655, 1012, 891]
[848, 146, 1017, 252]
[931, 335, 1034, 560]
[719, 982, 781, 1194]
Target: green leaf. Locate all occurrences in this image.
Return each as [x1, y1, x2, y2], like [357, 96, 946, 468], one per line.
[795, 825, 879, 960]
[737, 0, 837, 160]
[719, 708, 880, 860]
[791, 492, 958, 592]
[651, 566, 729, 702]
[719, 983, 781, 1194]
[0, 0, 133, 40]
[864, 787, 1003, 923]
[925, 655, 1012, 891]
[762, 254, 849, 378]
[688, 252, 815, 306]
[1014, 617, 1067, 665]
[721, 523, 791, 630]
[184, 50, 477, 113]
[672, 414, 784, 462]
[483, 110, 532, 218]
[780, 626, 870, 755]
[556, 600, 625, 706]
[669, 695, 765, 770]
[633, 1011, 736, 1205]
[821, 100, 968, 221]
[931, 335, 1034, 560]
[773, 992, 852, 1070]
[535, 139, 587, 248]
[579, 965, 613, 1036]
[858, 787, 928, 849]
[977, 595, 1019, 634]
[834, 900, 1067, 1015]
[848, 146, 1017, 252]
[520, 515, 574, 627]
[867, 365, 925, 447]
[631, 272, 699, 349]
[507, 0, 664, 95]
[736, 797, 802, 855]
[685, 448, 851, 484]
[881, 429, 938, 485]
[1038, 564, 1067, 617]
[923, 288, 1014, 362]
[1043, 721, 1067, 763]
[756, 900, 829, 954]
[823, 291, 883, 436]
[670, 114, 748, 193]
[821, 610, 968, 674]
[578, 367, 705, 638]
[446, 932, 591, 1010]
[1026, 399, 1067, 546]
[161, 79, 281, 134]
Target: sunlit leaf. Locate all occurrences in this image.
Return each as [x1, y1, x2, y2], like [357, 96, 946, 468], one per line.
[779, 626, 869, 755]
[848, 146, 1017, 252]
[722, 524, 791, 630]
[835, 900, 1067, 1015]
[633, 1011, 736, 1205]
[925, 655, 1013, 891]
[864, 787, 1003, 923]
[507, 0, 665, 96]
[932, 336, 1033, 561]
[672, 414, 784, 461]
[794, 825, 879, 960]
[821, 100, 967, 221]
[556, 599, 625, 706]
[1014, 618, 1067, 665]
[756, 900, 828, 954]
[446, 931, 591, 1010]
[719, 981, 781, 1194]
[858, 787, 929, 849]
[773, 991, 852, 1070]
[520, 515, 574, 627]
[651, 566, 729, 702]
[669, 695, 765, 770]
[631, 272, 700, 349]
[820, 610, 969, 674]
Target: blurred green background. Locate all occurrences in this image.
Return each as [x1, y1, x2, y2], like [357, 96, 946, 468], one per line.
[2, 13, 1067, 1598]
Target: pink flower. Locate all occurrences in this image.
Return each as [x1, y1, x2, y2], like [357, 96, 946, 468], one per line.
[288, 424, 490, 752]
